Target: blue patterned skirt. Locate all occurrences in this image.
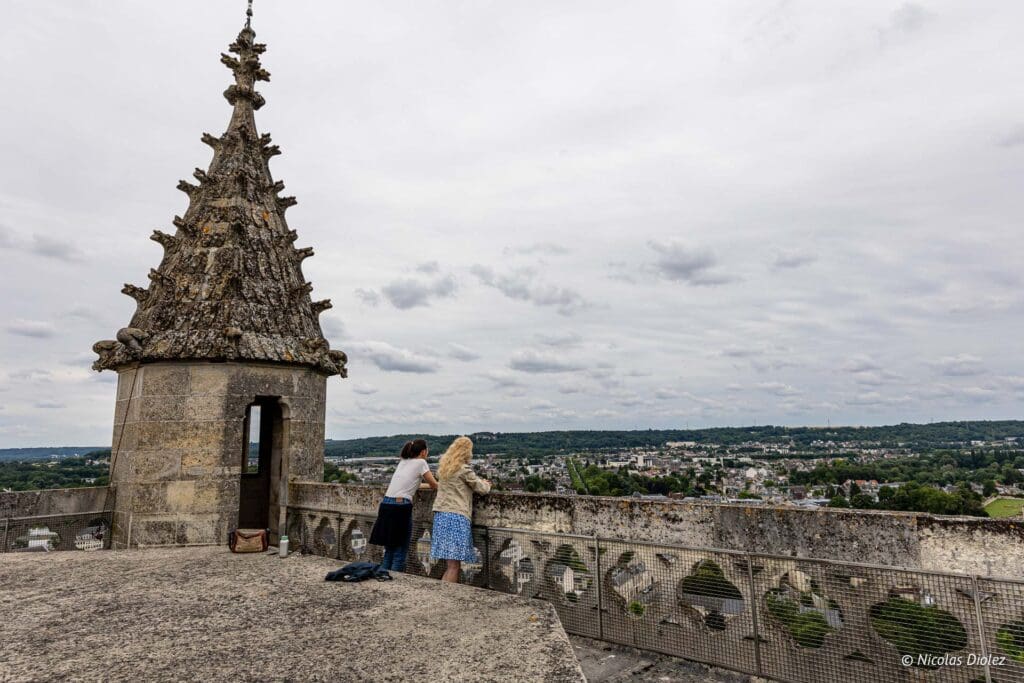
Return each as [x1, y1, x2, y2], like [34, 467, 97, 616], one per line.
[430, 511, 476, 561]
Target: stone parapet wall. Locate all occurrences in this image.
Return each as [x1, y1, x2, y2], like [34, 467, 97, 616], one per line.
[290, 482, 1024, 578]
[0, 486, 112, 519]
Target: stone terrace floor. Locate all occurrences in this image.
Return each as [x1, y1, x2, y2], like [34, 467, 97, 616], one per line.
[0, 547, 584, 682]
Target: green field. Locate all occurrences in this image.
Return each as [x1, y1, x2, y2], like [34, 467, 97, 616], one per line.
[985, 498, 1024, 518]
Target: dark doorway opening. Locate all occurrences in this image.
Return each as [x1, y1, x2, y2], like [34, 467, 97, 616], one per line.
[238, 397, 282, 530]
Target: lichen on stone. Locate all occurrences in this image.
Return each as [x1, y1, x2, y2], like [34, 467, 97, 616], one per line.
[93, 25, 345, 378]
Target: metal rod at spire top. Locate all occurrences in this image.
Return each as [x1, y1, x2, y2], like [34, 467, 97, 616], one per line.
[246, 0, 253, 28]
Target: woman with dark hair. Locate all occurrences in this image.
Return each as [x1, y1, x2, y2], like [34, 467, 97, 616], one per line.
[369, 439, 438, 571]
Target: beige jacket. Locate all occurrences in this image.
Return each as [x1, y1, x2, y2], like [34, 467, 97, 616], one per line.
[432, 464, 491, 519]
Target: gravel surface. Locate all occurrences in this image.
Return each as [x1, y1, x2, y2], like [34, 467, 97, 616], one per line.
[572, 637, 754, 682]
[0, 547, 583, 682]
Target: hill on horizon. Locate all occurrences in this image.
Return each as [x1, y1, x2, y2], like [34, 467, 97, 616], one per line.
[324, 420, 1024, 459]
[5, 420, 1022, 462]
[0, 447, 109, 463]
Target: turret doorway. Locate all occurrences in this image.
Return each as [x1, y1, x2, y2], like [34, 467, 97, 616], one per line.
[238, 397, 283, 532]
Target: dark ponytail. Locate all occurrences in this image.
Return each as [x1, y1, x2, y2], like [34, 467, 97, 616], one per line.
[399, 439, 428, 459]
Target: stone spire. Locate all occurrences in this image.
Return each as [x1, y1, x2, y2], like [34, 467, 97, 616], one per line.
[93, 12, 346, 378]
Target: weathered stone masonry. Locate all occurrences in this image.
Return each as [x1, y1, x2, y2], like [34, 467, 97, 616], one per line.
[91, 18, 343, 547]
[290, 482, 1024, 578]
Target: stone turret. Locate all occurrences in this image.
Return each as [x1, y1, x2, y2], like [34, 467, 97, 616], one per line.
[95, 9, 344, 548]
[93, 22, 345, 377]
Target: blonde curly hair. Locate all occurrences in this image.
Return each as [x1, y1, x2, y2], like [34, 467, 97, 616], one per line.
[438, 436, 473, 480]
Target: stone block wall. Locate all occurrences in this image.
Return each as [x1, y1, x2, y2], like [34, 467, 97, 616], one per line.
[290, 482, 1024, 578]
[109, 361, 327, 547]
[0, 486, 112, 519]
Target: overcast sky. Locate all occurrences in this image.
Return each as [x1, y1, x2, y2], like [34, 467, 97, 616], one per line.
[1, 1, 1022, 447]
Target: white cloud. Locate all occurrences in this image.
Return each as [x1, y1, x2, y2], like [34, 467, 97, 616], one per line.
[647, 241, 735, 286]
[29, 234, 84, 262]
[447, 343, 481, 362]
[556, 380, 585, 394]
[471, 265, 588, 316]
[509, 349, 586, 373]
[929, 354, 985, 377]
[7, 319, 57, 339]
[34, 400, 66, 409]
[347, 341, 440, 374]
[354, 289, 381, 307]
[504, 242, 569, 256]
[772, 250, 817, 270]
[484, 370, 525, 389]
[381, 274, 457, 309]
[756, 382, 801, 397]
[534, 332, 583, 348]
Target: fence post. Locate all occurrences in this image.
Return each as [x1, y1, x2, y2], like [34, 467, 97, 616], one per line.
[971, 575, 993, 683]
[594, 536, 604, 641]
[745, 553, 764, 678]
[484, 527, 492, 589]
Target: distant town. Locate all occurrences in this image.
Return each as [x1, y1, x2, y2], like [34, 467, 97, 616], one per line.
[321, 421, 1024, 519]
[5, 421, 1024, 519]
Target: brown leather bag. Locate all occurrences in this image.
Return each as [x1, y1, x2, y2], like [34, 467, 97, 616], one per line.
[229, 528, 268, 553]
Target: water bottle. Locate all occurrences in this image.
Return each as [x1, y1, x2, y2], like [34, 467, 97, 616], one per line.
[279, 535, 289, 557]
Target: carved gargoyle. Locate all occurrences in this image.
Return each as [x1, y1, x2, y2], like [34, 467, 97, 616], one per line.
[92, 339, 119, 371]
[177, 180, 198, 197]
[328, 349, 348, 378]
[93, 339, 118, 354]
[121, 284, 149, 303]
[295, 246, 314, 261]
[172, 215, 195, 235]
[311, 299, 332, 315]
[116, 327, 149, 355]
[201, 132, 221, 150]
[150, 230, 176, 249]
[276, 196, 297, 210]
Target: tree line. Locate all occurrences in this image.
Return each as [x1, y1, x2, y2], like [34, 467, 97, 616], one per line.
[324, 421, 1024, 459]
[0, 452, 110, 491]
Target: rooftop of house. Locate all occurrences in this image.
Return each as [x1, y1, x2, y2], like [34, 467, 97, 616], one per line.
[0, 547, 584, 682]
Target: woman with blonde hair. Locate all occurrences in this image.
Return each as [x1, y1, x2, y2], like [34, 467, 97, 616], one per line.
[430, 436, 491, 583]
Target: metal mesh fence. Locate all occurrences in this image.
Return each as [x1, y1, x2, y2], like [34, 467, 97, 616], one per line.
[487, 527, 602, 638]
[751, 554, 988, 683]
[1, 511, 113, 553]
[286, 504, 1024, 683]
[595, 538, 760, 674]
[978, 577, 1024, 682]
